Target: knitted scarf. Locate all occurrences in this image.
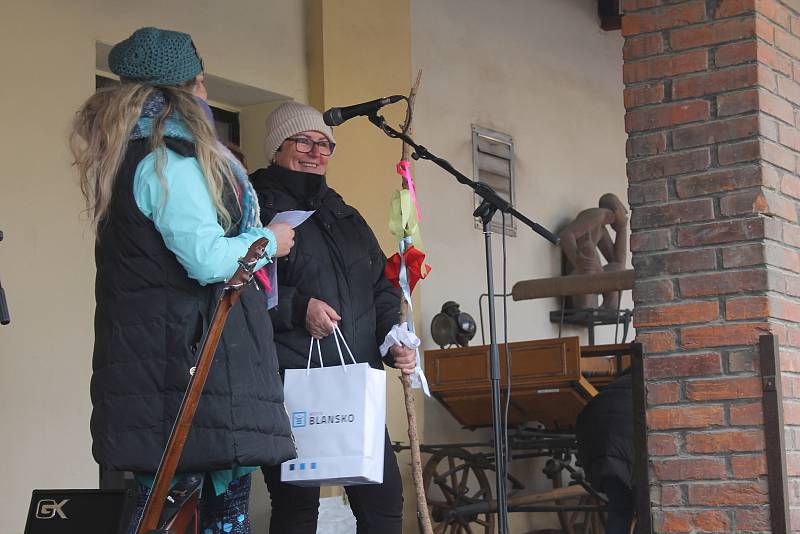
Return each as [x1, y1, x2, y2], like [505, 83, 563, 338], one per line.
[130, 91, 261, 233]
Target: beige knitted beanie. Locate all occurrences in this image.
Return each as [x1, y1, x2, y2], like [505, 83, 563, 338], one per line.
[264, 102, 335, 162]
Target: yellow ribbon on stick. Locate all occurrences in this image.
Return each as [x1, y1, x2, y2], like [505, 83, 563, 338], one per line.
[389, 189, 424, 248]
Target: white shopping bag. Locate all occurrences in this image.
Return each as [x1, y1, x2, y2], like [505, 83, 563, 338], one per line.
[282, 325, 386, 486]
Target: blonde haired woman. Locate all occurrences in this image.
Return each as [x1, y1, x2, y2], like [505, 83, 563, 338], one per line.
[70, 27, 295, 533]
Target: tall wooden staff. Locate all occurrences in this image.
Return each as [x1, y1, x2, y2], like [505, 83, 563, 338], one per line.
[396, 70, 434, 534]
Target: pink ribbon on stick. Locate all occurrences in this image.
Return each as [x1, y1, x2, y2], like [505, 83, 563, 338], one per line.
[396, 160, 422, 221]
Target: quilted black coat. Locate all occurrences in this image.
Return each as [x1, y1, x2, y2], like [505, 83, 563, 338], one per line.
[249, 164, 400, 371]
[575, 372, 635, 491]
[90, 139, 295, 473]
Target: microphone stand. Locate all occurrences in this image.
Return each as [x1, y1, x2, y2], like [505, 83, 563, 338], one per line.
[366, 113, 559, 534]
[0, 231, 9, 325]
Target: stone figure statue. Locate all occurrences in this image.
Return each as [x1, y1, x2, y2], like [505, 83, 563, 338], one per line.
[558, 193, 628, 310]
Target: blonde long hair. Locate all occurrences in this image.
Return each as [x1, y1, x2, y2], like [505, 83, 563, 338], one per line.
[70, 82, 236, 231]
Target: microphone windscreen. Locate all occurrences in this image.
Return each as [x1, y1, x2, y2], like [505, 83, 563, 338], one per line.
[323, 108, 342, 127]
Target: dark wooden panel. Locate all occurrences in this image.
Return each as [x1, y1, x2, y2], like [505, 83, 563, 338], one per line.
[580, 343, 631, 358]
[598, 0, 622, 31]
[432, 346, 490, 387]
[425, 337, 631, 429]
[760, 334, 790, 534]
[510, 388, 588, 430]
[630, 343, 652, 534]
[434, 387, 588, 430]
[434, 391, 524, 428]
[506, 338, 578, 382]
[426, 337, 581, 393]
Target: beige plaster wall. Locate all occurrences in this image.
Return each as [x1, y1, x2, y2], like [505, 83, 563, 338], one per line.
[240, 101, 290, 173]
[411, 0, 629, 531]
[0, 1, 306, 531]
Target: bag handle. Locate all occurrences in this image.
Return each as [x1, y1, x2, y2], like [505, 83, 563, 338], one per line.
[305, 326, 356, 374]
[306, 337, 323, 374]
[333, 324, 358, 365]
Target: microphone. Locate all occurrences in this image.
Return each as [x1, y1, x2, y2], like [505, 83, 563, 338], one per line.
[323, 95, 404, 126]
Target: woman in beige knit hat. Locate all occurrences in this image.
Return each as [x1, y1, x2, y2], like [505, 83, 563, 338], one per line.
[250, 101, 416, 533]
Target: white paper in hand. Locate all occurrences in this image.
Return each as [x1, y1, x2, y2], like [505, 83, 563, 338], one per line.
[265, 210, 315, 308]
[270, 210, 315, 228]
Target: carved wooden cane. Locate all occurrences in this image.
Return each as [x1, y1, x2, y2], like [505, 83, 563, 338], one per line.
[397, 70, 434, 534]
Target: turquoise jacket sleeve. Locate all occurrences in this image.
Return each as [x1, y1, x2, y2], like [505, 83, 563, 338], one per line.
[133, 149, 276, 286]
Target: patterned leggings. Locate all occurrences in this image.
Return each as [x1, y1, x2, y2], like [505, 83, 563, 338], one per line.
[127, 474, 252, 534]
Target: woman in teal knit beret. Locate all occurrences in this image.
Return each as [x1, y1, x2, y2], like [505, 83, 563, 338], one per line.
[70, 27, 296, 534]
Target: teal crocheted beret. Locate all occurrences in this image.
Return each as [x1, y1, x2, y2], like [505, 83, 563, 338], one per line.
[108, 27, 202, 86]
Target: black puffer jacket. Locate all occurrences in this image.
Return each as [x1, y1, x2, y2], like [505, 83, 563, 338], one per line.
[90, 139, 295, 473]
[249, 165, 400, 370]
[575, 373, 634, 491]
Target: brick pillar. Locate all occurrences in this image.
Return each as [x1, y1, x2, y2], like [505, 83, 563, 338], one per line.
[623, 0, 800, 531]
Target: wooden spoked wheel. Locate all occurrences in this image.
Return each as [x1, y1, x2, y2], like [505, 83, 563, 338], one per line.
[422, 448, 495, 534]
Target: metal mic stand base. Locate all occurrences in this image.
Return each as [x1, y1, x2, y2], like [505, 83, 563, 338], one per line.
[474, 200, 510, 534]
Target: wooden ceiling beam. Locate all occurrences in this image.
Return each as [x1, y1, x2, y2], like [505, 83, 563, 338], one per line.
[598, 0, 622, 31]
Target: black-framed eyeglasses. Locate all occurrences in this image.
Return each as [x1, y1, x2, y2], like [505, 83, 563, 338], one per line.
[285, 137, 335, 156]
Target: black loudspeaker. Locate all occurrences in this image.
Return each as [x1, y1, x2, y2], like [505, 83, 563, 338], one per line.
[24, 489, 134, 534]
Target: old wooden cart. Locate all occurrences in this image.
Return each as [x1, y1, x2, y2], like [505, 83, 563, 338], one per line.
[397, 336, 632, 534]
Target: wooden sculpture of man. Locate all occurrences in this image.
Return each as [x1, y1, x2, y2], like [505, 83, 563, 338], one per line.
[558, 193, 628, 310]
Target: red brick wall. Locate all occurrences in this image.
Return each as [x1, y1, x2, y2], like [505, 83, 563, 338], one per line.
[623, 0, 800, 530]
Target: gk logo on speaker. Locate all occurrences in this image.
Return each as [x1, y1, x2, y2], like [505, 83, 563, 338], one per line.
[35, 499, 69, 519]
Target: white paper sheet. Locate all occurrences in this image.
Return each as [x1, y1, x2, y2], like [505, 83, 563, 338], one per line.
[264, 210, 315, 308]
[269, 210, 315, 228]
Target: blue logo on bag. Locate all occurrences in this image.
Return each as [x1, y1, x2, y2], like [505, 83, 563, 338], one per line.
[287, 461, 318, 472]
[292, 411, 307, 428]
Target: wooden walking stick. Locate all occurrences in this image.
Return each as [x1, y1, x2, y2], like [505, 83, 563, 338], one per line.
[136, 239, 270, 534]
[396, 70, 434, 534]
